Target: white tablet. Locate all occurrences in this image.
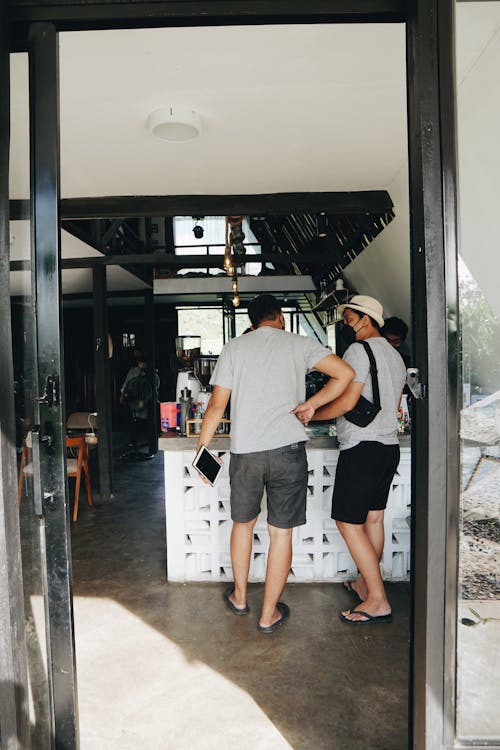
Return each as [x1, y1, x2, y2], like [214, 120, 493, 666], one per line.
[192, 445, 223, 486]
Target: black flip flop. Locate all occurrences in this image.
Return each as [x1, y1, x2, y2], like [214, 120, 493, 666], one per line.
[256, 602, 290, 634]
[339, 608, 392, 625]
[343, 580, 363, 603]
[223, 586, 249, 616]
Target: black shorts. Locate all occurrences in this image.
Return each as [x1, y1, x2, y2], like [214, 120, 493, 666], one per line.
[332, 441, 400, 525]
[229, 442, 308, 528]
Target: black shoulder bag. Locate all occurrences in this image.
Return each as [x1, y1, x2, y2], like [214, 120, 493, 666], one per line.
[343, 341, 381, 427]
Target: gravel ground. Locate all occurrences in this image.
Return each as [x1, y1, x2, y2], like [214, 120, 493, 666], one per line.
[460, 519, 500, 599]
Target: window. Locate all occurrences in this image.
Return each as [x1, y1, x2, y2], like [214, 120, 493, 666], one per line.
[173, 216, 264, 276]
[177, 308, 223, 355]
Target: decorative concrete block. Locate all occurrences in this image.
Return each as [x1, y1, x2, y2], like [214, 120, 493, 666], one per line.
[164, 447, 412, 583]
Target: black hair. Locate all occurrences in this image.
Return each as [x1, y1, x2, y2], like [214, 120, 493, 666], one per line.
[381, 316, 408, 339]
[247, 294, 282, 328]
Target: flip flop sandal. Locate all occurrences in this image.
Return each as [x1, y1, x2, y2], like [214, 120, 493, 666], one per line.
[223, 586, 249, 615]
[339, 608, 393, 625]
[343, 581, 363, 602]
[257, 602, 290, 634]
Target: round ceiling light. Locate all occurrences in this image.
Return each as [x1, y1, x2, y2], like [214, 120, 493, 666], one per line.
[147, 106, 202, 143]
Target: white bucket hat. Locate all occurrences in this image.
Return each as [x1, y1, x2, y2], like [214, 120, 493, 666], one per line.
[337, 295, 385, 328]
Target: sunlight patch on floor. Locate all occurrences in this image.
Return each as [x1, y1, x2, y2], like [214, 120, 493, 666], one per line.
[71, 596, 293, 750]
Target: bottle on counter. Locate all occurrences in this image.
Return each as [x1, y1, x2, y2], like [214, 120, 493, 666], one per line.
[179, 388, 193, 436]
[193, 403, 204, 434]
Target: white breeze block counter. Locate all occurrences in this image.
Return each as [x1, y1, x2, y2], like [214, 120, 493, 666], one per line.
[159, 434, 411, 583]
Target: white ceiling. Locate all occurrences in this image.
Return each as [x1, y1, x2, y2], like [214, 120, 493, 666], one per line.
[10, 23, 409, 200]
[8, 13, 499, 296]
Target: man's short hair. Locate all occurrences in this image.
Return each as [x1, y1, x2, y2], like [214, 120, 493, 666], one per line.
[381, 316, 408, 340]
[247, 294, 282, 328]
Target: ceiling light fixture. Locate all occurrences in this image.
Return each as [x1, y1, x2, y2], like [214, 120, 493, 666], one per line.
[147, 106, 202, 143]
[192, 216, 205, 239]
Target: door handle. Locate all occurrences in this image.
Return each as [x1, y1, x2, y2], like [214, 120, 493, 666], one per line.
[31, 426, 44, 518]
[30, 426, 56, 518]
[35, 374, 60, 407]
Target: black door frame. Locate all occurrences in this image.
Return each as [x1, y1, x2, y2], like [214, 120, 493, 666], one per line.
[29, 23, 80, 747]
[0, 4, 32, 746]
[2, 2, 461, 748]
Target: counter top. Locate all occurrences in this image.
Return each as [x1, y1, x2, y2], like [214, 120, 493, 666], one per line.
[158, 433, 234, 451]
[158, 432, 411, 452]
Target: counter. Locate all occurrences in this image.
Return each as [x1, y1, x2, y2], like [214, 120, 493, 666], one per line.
[159, 433, 411, 583]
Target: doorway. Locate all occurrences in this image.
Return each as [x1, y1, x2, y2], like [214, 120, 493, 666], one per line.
[2, 2, 459, 748]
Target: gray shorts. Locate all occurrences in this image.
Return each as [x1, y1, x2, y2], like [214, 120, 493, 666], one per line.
[229, 442, 308, 528]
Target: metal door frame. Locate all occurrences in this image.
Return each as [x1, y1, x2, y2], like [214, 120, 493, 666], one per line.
[0, 4, 32, 746]
[2, 1, 462, 747]
[29, 23, 80, 746]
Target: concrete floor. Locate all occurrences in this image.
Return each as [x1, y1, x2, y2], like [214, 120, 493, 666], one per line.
[69, 442, 410, 750]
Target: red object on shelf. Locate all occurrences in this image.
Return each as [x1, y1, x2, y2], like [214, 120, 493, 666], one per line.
[160, 402, 180, 430]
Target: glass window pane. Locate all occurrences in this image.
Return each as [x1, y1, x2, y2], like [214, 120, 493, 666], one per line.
[174, 216, 263, 276]
[177, 308, 223, 355]
[456, 1, 500, 741]
[10, 51, 52, 747]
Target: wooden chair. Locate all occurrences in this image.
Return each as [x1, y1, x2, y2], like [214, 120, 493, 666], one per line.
[66, 411, 98, 436]
[18, 433, 93, 521]
[66, 435, 93, 522]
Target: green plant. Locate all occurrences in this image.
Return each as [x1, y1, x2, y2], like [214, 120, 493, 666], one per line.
[461, 607, 500, 627]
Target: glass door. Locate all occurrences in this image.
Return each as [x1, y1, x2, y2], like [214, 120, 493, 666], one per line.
[454, 1, 500, 743]
[9, 25, 79, 748]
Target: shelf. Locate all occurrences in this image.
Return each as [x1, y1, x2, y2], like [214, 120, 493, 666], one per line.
[312, 288, 350, 312]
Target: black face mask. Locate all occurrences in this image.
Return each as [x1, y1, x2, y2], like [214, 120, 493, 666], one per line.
[339, 323, 357, 346]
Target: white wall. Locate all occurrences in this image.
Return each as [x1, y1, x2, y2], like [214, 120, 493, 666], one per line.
[456, 2, 500, 318]
[341, 2, 500, 333]
[343, 164, 411, 327]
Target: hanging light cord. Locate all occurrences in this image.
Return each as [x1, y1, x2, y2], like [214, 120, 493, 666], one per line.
[225, 216, 243, 307]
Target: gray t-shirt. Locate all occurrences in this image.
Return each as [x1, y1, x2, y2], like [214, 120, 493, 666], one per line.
[210, 327, 332, 454]
[336, 336, 407, 451]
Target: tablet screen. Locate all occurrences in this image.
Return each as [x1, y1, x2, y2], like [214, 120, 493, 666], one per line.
[192, 446, 223, 486]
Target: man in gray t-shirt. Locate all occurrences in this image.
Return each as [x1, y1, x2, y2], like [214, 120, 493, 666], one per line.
[294, 295, 406, 627]
[196, 294, 354, 634]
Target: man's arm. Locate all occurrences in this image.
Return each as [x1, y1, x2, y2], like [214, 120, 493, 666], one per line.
[312, 381, 364, 421]
[120, 368, 133, 403]
[291, 354, 354, 423]
[196, 385, 231, 453]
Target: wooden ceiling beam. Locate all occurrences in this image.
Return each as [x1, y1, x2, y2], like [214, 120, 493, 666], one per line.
[8, 2, 407, 50]
[9, 191, 393, 221]
[10, 251, 360, 270]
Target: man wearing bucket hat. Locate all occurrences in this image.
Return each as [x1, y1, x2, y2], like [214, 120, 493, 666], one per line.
[293, 294, 406, 624]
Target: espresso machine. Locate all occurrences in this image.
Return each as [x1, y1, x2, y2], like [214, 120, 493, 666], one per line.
[194, 355, 218, 413]
[175, 335, 201, 403]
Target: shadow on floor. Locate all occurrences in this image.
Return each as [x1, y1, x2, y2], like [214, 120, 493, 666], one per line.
[69, 441, 409, 750]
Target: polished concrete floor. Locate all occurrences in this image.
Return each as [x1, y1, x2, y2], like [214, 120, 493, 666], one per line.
[69, 442, 410, 750]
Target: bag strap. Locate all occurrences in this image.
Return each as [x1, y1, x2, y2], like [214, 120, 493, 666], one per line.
[358, 341, 381, 409]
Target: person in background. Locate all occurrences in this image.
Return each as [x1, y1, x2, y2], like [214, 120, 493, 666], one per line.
[294, 296, 406, 625]
[120, 356, 159, 455]
[195, 294, 354, 634]
[381, 316, 411, 368]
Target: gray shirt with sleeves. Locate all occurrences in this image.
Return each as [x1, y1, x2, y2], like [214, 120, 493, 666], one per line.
[210, 326, 332, 454]
[336, 336, 407, 451]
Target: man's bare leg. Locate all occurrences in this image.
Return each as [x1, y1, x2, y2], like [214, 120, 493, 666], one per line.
[230, 518, 257, 609]
[258, 525, 293, 628]
[336, 519, 391, 622]
[351, 510, 385, 601]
